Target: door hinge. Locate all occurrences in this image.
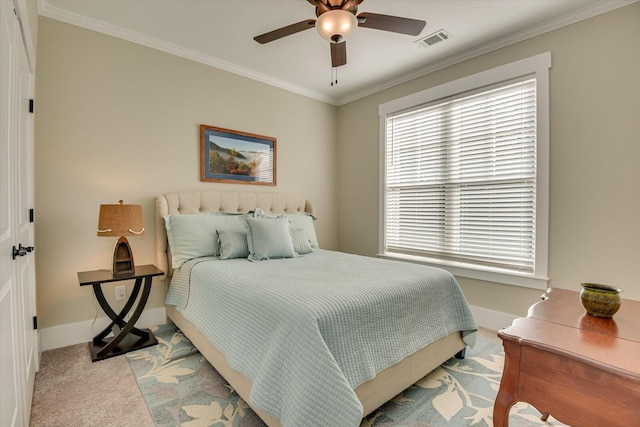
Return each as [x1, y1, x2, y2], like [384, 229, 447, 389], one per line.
[29, 208, 34, 223]
[29, 99, 34, 113]
[33, 316, 38, 330]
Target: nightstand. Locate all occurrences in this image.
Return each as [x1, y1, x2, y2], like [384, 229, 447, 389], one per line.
[78, 264, 164, 362]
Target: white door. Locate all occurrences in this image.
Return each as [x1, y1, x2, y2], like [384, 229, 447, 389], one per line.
[1, 1, 37, 425]
[16, 11, 37, 415]
[0, 1, 25, 426]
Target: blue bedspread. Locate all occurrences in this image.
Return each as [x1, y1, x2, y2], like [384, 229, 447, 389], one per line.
[166, 250, 477, 427]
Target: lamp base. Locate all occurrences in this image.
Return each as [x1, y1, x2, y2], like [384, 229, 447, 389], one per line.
[113, 236, 135, 277]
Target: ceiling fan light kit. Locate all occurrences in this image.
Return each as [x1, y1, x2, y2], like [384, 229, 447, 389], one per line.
[316, 9, 357, 42]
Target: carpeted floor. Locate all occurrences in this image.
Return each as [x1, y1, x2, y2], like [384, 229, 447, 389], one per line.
[29, 339, 155, 427]
[30, 325, 565, 427]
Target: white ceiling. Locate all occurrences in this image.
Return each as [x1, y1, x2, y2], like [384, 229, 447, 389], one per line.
[38, 0, 634, 105]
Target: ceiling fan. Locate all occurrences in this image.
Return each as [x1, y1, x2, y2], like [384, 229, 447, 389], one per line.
[254, 0, 426, 69]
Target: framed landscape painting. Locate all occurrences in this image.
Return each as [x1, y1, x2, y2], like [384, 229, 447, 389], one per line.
[200, 124, 276, 186]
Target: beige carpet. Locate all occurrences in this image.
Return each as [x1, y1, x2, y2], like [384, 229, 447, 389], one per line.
[29, 342, 154, 427]
[29, 328, 500, 426]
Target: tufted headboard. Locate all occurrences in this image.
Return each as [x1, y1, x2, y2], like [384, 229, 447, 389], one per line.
[155, 190, 316, 277]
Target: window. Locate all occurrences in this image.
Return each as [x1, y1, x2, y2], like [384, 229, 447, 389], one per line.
[379, 53, 550, 289]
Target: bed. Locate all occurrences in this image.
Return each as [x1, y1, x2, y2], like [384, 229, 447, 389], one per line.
[156, 189, 477, 427]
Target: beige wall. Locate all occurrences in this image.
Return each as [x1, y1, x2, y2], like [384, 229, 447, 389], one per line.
[337, 4, 640, 316]
[35, 4, 640, 331]
[35, 17, 338, 329]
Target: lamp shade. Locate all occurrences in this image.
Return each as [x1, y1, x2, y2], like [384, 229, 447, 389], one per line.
[97, 200, 144, 237]
[315, 9, 358, 42]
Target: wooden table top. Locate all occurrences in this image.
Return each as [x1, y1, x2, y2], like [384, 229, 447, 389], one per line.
[499, 288, 640, 380]
[78, 264, 164, 286]
[526, 288, 639, 342]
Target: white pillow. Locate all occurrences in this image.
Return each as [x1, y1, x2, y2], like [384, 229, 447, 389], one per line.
[163, 213, 245, 268]
[245, 217, 296, 261]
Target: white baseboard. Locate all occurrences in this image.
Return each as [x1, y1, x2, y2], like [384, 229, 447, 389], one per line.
[469, 304, 517, 332]
[40, 304, 514, 351]
[40, 307, 167, 351]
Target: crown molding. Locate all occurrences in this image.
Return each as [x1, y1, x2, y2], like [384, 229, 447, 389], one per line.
[38, 0, 637, 107]
[335, 0, 638, 105]
[14, 0, 37, 71]
[37, 0, 339, 105]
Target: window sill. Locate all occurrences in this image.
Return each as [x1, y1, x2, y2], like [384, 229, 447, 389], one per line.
[378, 252, 548, 290]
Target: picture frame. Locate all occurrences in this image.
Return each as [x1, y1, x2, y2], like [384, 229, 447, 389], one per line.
[200, 124, 276, 186]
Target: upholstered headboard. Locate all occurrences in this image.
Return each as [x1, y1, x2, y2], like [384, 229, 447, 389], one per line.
[155, 190, 316, 277]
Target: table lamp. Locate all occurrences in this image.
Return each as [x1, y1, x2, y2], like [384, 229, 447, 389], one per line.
[97, 200, 144, 277]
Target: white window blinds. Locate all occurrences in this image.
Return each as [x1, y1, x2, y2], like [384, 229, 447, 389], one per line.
[384, 77, 537, 274]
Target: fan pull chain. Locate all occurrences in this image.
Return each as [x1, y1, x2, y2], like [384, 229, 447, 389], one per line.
[330, 67, 338, 86]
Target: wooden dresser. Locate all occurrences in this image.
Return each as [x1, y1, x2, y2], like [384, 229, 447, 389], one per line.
[493, 288, 640, 427]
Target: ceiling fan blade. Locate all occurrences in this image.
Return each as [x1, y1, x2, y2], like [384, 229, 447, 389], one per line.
[254, 19, 316, 44]
[357, 12, 426, 36]
[331, 41, 347, 67]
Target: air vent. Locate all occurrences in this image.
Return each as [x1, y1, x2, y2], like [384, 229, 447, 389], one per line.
[416, 29, 451, 48]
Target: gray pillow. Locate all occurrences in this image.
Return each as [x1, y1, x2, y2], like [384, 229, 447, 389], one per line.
[245, 217, 296, 261]
[217, 230, 250, 260]
[286, 213, 319, 249]
[291, 228, 313, 255]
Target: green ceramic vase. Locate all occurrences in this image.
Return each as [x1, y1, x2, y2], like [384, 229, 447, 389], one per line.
[580, 283, 622, 318]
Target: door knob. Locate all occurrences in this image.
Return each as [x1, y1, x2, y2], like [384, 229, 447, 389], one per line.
[12, 243, 34, 260]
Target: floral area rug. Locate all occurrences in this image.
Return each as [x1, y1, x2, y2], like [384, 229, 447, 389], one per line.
[127, 324, 564, 427]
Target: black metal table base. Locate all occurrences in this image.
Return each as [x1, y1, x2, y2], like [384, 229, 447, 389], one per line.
[89, 327, 158, 362]
[89, 273, 157, 362]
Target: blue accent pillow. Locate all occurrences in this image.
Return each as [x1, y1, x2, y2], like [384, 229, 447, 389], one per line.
[245, 217, 296, 261]
[217, 230, 250, 260]
[252, 208, 320, 249]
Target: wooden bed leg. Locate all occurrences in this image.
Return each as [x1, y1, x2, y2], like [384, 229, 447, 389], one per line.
[455, 348, 466, 359]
